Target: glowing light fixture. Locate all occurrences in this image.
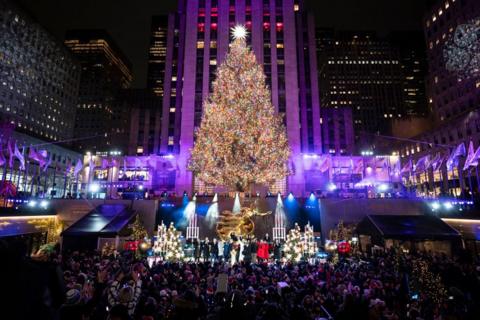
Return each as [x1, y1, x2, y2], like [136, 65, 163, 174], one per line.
[89, 183, 100, 193]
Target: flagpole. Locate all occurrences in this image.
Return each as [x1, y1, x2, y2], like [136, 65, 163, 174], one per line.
[52, 164, 57, 199]
[63, 170, 68, 198]
[467, 168, 473, 200]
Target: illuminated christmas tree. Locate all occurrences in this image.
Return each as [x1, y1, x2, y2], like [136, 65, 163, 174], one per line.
[283, 223, 303, 262]
[164, 222, 184, 261]
[131, 215, 148, 241]
[303, 223, 317, 258]
[409, 259, 447, 304]
[153, 222, 168, 257]
[188, 25, 290, 192]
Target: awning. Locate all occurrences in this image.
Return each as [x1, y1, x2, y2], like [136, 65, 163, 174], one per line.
[357, 214, 461, 240]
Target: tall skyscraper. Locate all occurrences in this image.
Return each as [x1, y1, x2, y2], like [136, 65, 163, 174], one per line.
[316, 29, 404, 150]
[147, 15, 169, 96]
[163, 0, 321, 194]
[0, 0, 80, 142]
[64, 30, 133, 152]
[390, 31, 429, 118]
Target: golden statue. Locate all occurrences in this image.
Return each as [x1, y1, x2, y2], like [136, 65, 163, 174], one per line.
[216, 201, 271, 240]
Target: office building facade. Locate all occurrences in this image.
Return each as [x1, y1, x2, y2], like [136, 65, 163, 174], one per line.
[64, 30, 133, 152]
[316, 29, 405, 150]
[0, 0, 80, 142]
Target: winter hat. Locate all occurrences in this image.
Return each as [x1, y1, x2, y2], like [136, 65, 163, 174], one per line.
[65, 289, 81, 305]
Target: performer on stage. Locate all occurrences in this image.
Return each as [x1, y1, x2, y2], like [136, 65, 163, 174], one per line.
[202, 237, 210, 262]
[223, 239, 231, 263]
[193, 239, 200, 262]
[210, 238, 219, 263]
[250, 238, 258, 263]
[238, 236, 244, 262]
[257, 239, 269, 262]
[243, 238, 252, 263]
[273, 239, 282, 262]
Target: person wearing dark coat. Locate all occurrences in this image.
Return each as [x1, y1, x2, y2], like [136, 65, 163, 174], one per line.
[201, 238, 210, 262]
[210, 238, 219, 262]
[273, 240, 282, 261]
[242, 240, 252, 264]
[193, 239, 200, 262]
[250, 239, 258, 263]
[223, 240, 231, 261]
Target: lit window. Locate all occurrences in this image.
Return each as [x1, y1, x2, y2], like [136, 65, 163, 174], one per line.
[170, 107, 176, 113]
[168, 137, 174, 145]
[276, 43, 284, 49]
[197, 41, 204, 49]
[294, 4, 299, 11]
[137, 146, 144, 154]
[210, 59, 217, 65]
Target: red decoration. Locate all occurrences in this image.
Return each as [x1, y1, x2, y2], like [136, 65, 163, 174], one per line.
[337, 241, 351, 254]
[124, 240, 140, 251]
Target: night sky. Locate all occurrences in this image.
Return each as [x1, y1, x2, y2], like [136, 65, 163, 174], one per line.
[17, 0, 429, 88]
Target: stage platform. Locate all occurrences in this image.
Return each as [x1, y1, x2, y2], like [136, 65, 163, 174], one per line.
[48, 197, 430, 241]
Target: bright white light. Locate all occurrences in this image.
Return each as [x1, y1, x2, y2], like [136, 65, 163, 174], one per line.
[377, 184, 389, 192]
[309, 193, 316, 201]
[40, 200, 48, 208]
[287, 193, 295, 201]
[327, 183, 337, 192]
[28, 200, 37, 207]
[431, 202, 440, 210]
[89, 183, 100, 193]
[138, 185, 144, 191]
[231, 25, 247, 40]
[443, 202, 453, 210]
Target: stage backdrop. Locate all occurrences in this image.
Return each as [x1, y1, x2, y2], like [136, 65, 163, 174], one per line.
[156, 196, 321, 240]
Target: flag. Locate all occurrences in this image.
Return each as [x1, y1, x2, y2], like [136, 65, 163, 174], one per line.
[463, 141, 475, 170]
[430, 153, 442, 171]
[14, 142, 25, 170]
[29, 147, 48, 167]
[73, 159, 83, 176]
[7, 140, 14, 168]
[446, 142, 466, 170]
[467, 147, 480, 168]
[400, 159, 412, 174]
[42, 154, 52, 172]
[414, 155, 430, 172]
[319, 156, 330, 173]
[65, 159, 72, 176]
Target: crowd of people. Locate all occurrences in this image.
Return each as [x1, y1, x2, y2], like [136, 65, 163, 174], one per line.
[3, 237, 480, 320]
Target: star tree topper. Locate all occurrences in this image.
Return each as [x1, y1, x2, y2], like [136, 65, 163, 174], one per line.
[231, 24, 247, 40]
